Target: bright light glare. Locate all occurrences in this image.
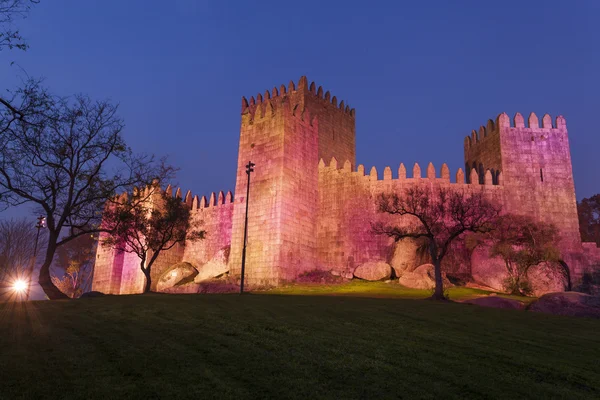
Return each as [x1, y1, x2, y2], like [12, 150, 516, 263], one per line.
[12, 279, 28, 293]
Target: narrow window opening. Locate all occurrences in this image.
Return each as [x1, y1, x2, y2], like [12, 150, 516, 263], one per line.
[540, 168, 544, 182]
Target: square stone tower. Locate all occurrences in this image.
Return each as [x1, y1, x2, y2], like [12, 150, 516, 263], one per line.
[228, 76, 356, 285]
[464, 112, 580, 250]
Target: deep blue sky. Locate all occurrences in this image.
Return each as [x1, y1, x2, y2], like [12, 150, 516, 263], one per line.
[2, 0, 599, 208]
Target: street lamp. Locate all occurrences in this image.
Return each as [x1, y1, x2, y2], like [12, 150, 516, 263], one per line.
[240, 161, 255, 294]
[25, 215, 46, 300]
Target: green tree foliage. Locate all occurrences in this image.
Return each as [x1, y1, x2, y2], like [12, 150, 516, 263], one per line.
[374, 187, 500, 300]
[51, 232, 96, 298]
[101, 186, 204, 293]
[578, 194, 600, 246]
[484, 215, 563, 295]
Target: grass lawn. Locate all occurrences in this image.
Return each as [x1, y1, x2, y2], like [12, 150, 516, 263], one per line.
[1, 290, 599, 399]
[263, 280, 536, 303]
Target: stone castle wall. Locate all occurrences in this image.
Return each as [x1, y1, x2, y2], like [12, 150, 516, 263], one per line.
[182, 193, 234, 269]
[92, 76, 600, 294]
[92, 232, 145, 294]
[465, 112, 584, 277]
[317, 158, 504, 273]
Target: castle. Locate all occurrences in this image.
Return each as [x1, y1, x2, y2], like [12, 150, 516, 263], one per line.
[92, 76, 600, 295]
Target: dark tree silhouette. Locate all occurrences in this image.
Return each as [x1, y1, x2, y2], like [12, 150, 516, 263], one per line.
[0, 80, 171, 299]
[0, 217, 46, 283]
[101, 185, 204, 293]
[578, 194, 600, 246]
[0, 0, 39, 51]
[373, 187, 500, 300]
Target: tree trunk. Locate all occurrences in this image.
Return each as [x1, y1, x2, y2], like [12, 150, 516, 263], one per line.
[431, 258, 446, 300]
[38, 240, 69, 300]
[143, 268, 151, 293]
[429, 243, 446, 300]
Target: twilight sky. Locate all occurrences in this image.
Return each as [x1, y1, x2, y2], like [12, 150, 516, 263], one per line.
[2, 0, 599, 213]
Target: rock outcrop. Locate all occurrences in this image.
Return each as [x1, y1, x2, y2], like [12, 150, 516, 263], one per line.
[156, 262, 198, 291]
[389, 238, 428, 277]
[194, 248, 230, 283]
[398, 264, 452, 290]
[528, 292, 600, 318]
[353, 262, 392, 281]
[470, 246, 508, 291]
[527, 262, 566, 296]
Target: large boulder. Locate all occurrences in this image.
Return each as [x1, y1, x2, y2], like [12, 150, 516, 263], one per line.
[389, 238, 429, 277]
[194, 248, 230, 283]
[470, 245, 508, 291]
[156, 262, 198, 291]
[353, 261, 392, 281]
[464, 296, 525, 310]
[398, 264, 452, 290]
[527, 262, 566, 296]
[528, 292, 600, 318]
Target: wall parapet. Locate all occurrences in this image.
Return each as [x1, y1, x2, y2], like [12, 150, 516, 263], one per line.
[241, 75, 355, 118]
[464, 112, 567, 151]
[318, 157, 502, 186]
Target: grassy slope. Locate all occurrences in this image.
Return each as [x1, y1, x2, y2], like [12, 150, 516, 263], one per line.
[263, 281, 535, 303]
[1, 292, 599, 400]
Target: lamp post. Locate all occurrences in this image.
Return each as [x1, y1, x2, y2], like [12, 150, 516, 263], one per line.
[240, 161, 255, 294]
[25, 215, 46, 301]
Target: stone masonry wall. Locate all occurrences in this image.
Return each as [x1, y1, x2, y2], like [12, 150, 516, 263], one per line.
[466, 113, 586, 277]
[317, 158, 504, 273]
[91, 232, 123, 294]
[228, 95, 288, 285]
[229, 76, 356, 285]
[182, 193, 234, 268]
[464, 119, 502, 184]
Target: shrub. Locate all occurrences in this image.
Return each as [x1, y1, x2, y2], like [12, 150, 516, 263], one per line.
[503, 276, 533, 296]
[296, 269, 345, 284]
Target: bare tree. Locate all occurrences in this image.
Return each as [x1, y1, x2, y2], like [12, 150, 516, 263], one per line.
[101, 186, 204, 293]
[373, 187, 500, 300]
[0, 80, 172, 299]
[578, 194, 600, 246]
[0, 217, 46, 284]
[0, 0, 39, 51]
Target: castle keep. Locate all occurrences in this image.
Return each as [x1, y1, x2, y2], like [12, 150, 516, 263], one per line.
[92, 76, 600, 294]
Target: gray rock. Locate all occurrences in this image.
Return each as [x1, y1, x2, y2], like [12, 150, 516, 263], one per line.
[194, 248, 230, 283]
[353, 261, 392, 281]
[157, 262, 198, 291]
[529, 292, 600, 318]
[398, 263, 452, 290]
[389, 238, 429, 277]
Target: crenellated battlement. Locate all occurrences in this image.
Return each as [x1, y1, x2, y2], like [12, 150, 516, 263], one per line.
[111, 183, 234, 214]
[241, 76, 355, 119]
[464, 112, 567, 150]
[318, 157, 502, 186]
[190, 190, 234, 211]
